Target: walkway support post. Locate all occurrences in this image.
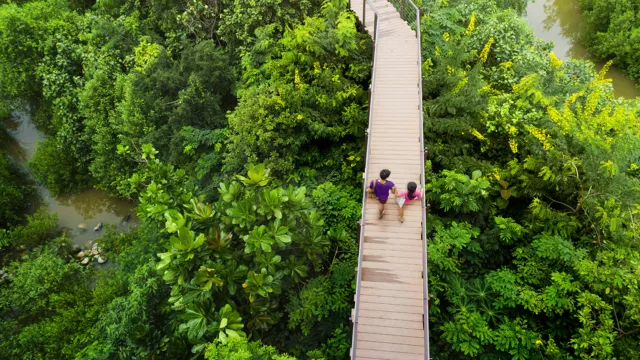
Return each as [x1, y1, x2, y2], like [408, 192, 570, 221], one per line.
[373, 13, 378, 41]
[362, 0, 366, 28]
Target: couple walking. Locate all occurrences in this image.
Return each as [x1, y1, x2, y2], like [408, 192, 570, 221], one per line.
[367, 169, 422, 223]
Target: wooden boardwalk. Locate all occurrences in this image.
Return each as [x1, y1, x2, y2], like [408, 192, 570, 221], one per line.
[350, 0, 427, 359]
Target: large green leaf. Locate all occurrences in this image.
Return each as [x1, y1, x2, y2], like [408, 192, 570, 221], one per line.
[236, 163, 271, 186]
[244, 225, 274, 253]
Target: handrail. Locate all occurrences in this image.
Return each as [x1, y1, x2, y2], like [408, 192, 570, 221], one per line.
[403, 1, 431, 359]
[350, 0, 429, 359]
[394, 1, 430, 358]
[351, 1, 380, 359]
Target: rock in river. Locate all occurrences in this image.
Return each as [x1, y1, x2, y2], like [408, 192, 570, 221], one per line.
[80, 257, 91, 265]
[94, 222, 103, 232]
[76, 250, 90, 259]
[96, 255, 108, 264]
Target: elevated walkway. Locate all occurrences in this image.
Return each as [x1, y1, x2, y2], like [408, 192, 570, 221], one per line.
[349, 0, 430, 359]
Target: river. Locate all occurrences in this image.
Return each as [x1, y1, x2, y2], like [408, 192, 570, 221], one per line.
[525, 0, 640, 99]
[3, 112, 136, 247]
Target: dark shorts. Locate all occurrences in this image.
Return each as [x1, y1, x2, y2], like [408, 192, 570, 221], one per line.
[377, 197, 388, 204]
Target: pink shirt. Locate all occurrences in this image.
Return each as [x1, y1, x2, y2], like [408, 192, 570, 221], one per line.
[397, 190, 423, 204]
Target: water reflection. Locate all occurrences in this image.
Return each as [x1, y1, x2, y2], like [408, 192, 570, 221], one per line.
[525, 0, 640, 99]
[2, 111, 137, 246]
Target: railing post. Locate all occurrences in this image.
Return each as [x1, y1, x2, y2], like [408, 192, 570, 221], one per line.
[363, 0, 366, 29]
[374, 14, 378, 41]
[416, 8, 421, 39]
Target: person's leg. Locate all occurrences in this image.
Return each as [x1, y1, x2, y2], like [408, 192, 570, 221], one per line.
[399, 206, 404, 223]
[377, 198, 386, 219]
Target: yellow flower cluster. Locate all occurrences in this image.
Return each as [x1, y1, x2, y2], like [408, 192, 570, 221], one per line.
[435, 46, 441, 57]
[597, 60, 614, 81]
[500, 61, 513, 69]
[509, 139, 518, 153]
[443, 32, 451, 42]
[452, 77, 468, 94]
[583, 89, 600, 117]
[465, 13, 476, 36]
[478, 84, 493, 94]
[471, 128, 486, 141]
[479, 37, 495, 63]
[547, 106, 569, 132]
[549, 52, 563, 69]
[447, 65, 455, 76]
[528, 126, 553, 151]
[294, 69, 303, 90]
[508, 126, 518, 136]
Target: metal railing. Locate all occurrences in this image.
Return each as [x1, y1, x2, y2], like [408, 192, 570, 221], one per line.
[350, 0, 430, 359]
[351, 1, 381, 359]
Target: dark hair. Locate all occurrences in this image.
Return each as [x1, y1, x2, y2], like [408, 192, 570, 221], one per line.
[380, 169, 391, 180]
[407, 182, 418, 200]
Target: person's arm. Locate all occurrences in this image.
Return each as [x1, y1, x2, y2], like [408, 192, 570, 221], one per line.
[392, 186, 398, 197]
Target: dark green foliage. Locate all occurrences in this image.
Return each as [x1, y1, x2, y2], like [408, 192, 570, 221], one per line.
[28, 137, 90, 195]
[0, 152, 33, 227]
[580, 0, 640, 82]
[0, 210, 61, 253]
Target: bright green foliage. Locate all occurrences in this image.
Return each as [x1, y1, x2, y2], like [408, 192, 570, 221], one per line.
[0, 0, 80, 101]
[0, 242, 93, 359]
[218, 0, 322, 51]
[580, 0, 640, 82]
[284, 260, 354, 358]
[225, 0, 371, 180]
[152, 162, 330, 353]
[421, 0, 640, 358]
[205, 336, 297, 360]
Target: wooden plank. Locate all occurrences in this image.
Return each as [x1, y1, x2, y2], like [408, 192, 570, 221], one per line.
[363, 256, 424, 267]
[359, 333, 424, 346]
[363, 249, 423, 260]
[364, 231, 420, 240]
[361, 280, 423, 292]
[356, 341, 424, 360]
[357, 316, 423, 329]
[361, 274, 423, 285]
[361, 267, 422, 279]
[358, 324, 424, 338]
[362, 260, 422, 272]
[363, 238, 424, 249]
[354, 349, 424, 360]
[359, 286, 423, 299]
[359, 296, 423, 318]
[358, 308, 422, 322]
[360, 295, 422, 307]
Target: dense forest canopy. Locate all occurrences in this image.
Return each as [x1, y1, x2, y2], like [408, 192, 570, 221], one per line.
[0, 0, 639, 358]
[579, 0, 640, 83]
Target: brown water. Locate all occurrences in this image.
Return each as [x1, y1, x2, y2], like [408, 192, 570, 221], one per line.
[525, 0, 640, 99]
[3, 112, 136, 246]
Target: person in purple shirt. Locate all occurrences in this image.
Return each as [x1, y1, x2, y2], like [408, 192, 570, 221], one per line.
[367, 169, 397, 219]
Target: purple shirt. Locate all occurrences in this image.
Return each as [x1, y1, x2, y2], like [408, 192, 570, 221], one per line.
[369, 179, 395, 200]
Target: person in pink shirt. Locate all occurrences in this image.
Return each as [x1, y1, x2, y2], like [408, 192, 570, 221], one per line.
[396, 181, 422, 223]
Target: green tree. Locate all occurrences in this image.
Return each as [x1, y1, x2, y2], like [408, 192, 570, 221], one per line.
[225, 0, 370, 182]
